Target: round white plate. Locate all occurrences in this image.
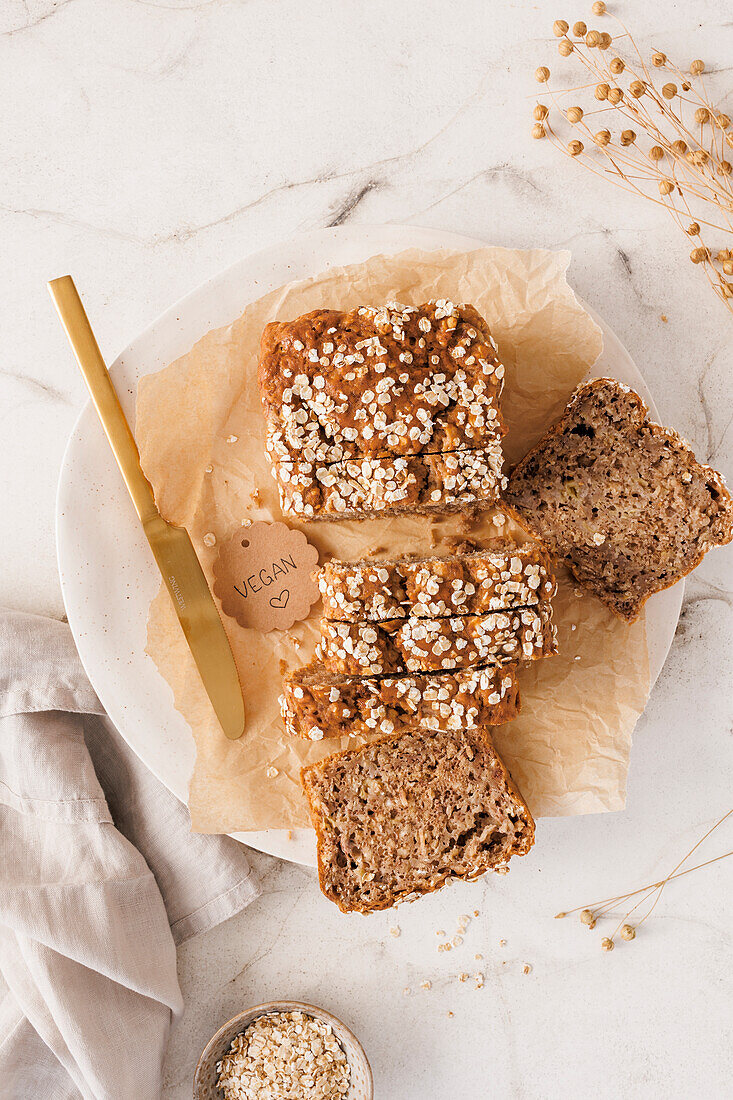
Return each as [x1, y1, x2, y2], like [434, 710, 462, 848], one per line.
[56, 225, 683, 868]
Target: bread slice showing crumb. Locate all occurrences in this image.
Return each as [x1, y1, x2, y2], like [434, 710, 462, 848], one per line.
[301, 725, 535, 913]
[281, 662, 520, 740]
[316, 606, 556, 675]
[505, 377, 733, 621]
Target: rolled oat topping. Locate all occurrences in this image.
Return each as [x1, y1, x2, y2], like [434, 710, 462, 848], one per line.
[316, 607, 556, 675]
[258, 301, 507, 520]
[318, 544, 556, 622]
[280, 661, 521, 740]
[216, 1010, 351, 1100]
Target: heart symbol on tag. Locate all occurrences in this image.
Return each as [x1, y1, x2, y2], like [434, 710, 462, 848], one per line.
[269, 589, 290, 609]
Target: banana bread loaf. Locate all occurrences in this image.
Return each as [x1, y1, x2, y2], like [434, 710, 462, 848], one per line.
[281, 662, 520, 740]
[301, 725, 535, 913]
[315, 606, 556, 675]
[318, 544, 556, 621]
[273, 443, 505, 520]
[259, 301, 505, 466]
[505, 378, 733, 620]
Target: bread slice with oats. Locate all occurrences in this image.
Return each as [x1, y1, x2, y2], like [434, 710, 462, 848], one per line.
[259, 300, 508, 520]
[281, 661, 521, 741]
[301, 725, 535, 914]
[505, 377, 733, 621]
[317, 544, 556, 622]
[315, 606, 556, 676]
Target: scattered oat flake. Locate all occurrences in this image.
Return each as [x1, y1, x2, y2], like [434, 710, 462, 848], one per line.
[474, 973, 484, 989]
[286, 830, 293, 840]
[403, 987, 411, 996]
[420, 981, 432, 991]
[390, 927, 401, 938]
[205, 464, 213, 474]
[499, 939, 506, 947]
[447, 1011, 454, 1018]
[523, 963, 532, 975]
[265, 766, 279, 778]
[452, 936, 463, 947]
[473, 910, 479, 917]
[226, 434, 238, 443]
[436, 929, 445, 936]
[474, 953, 483, 961]
[459, 973, 468, 983]
[661, 314, 668, 322]
[203, 532, 216, 547]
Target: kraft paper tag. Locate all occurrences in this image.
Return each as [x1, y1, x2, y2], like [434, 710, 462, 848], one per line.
[213, 521, 320, 632]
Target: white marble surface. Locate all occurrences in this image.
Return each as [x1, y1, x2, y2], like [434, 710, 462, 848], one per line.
[1, 1, 732, 1097]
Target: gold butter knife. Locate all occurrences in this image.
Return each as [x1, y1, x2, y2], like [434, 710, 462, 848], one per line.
[49, 275, 245, 740]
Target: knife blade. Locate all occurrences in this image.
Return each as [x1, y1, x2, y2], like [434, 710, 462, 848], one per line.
[48, 275, 245, 740]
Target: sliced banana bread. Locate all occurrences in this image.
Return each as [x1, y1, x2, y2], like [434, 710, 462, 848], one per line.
[505, 378, 733, 620]
[281, 662, 520, 740]
[315, 607, 556, 675]
[259, 301, 505, 467]
[274, 443, 505, 520]
[318, 544, 556, 622]
[301, 725, 535, 913]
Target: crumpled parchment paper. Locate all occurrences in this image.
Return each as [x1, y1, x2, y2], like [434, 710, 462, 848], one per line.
[137, 247, 649, 832]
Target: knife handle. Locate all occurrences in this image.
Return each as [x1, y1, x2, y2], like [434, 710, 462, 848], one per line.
[49, 276, 159, 526]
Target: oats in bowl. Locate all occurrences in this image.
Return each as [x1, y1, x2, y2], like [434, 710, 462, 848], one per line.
[216, 1010, 351, 1099]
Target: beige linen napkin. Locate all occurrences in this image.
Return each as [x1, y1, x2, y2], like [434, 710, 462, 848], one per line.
[0, 608, 261, 1100]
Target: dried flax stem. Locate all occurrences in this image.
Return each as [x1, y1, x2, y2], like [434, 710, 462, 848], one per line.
[532, 5, 733, 308]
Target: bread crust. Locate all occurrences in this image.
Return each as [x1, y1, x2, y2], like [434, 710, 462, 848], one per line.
[259, 300, 507, 520]
[316, 606, 556, 675]
[281, 661, 521, 740]
[505, 377, 733, 621]
[318, 545, 556, 622]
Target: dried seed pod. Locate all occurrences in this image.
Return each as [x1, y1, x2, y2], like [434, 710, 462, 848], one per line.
[671, 139, 688, 155]
[595, 82, 610, 100]
[610, 57, 625, 74]
[721, 161, 733, 177]
[620, 924, 636, 941]
[658, 178, 674, 195]
[662, 82, 677, 99]
[652, 51, 667, 67]
[534, 103, 549, 120]
[716, 249, 730, 262]
[723, 259, 733, 275]
[601, 938, 614, 951]
[532, 123, 547, 140]
[553, 19, 569, 36]
[687, 149, 710, 166]
[558, 39, 574, 56]
[567, 105, 584, 123]
[599, 32, 612, 49]
[620, 129, 636, 146]
[594, 129, 611, 146]
[591, 0, 606, 14]
[722, 283, 733, 298]
[568, 139, 584, 156]
[572, 21, 587, 36]
[716, 114, 731, 130]
[690, 247, 709, 264]
[586, 30, 602, 47]
[686, 222, 701, 235]
[690, 59, 705, 75]
[535, 66, 551, 83]
[607, 87, 624, 104]
[682, 80, 691, 91]
[629, 80, 646, 98]
[649, 145, 665, 161]
[695, 107, 710, 125]
[580, 909, 595, 925]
